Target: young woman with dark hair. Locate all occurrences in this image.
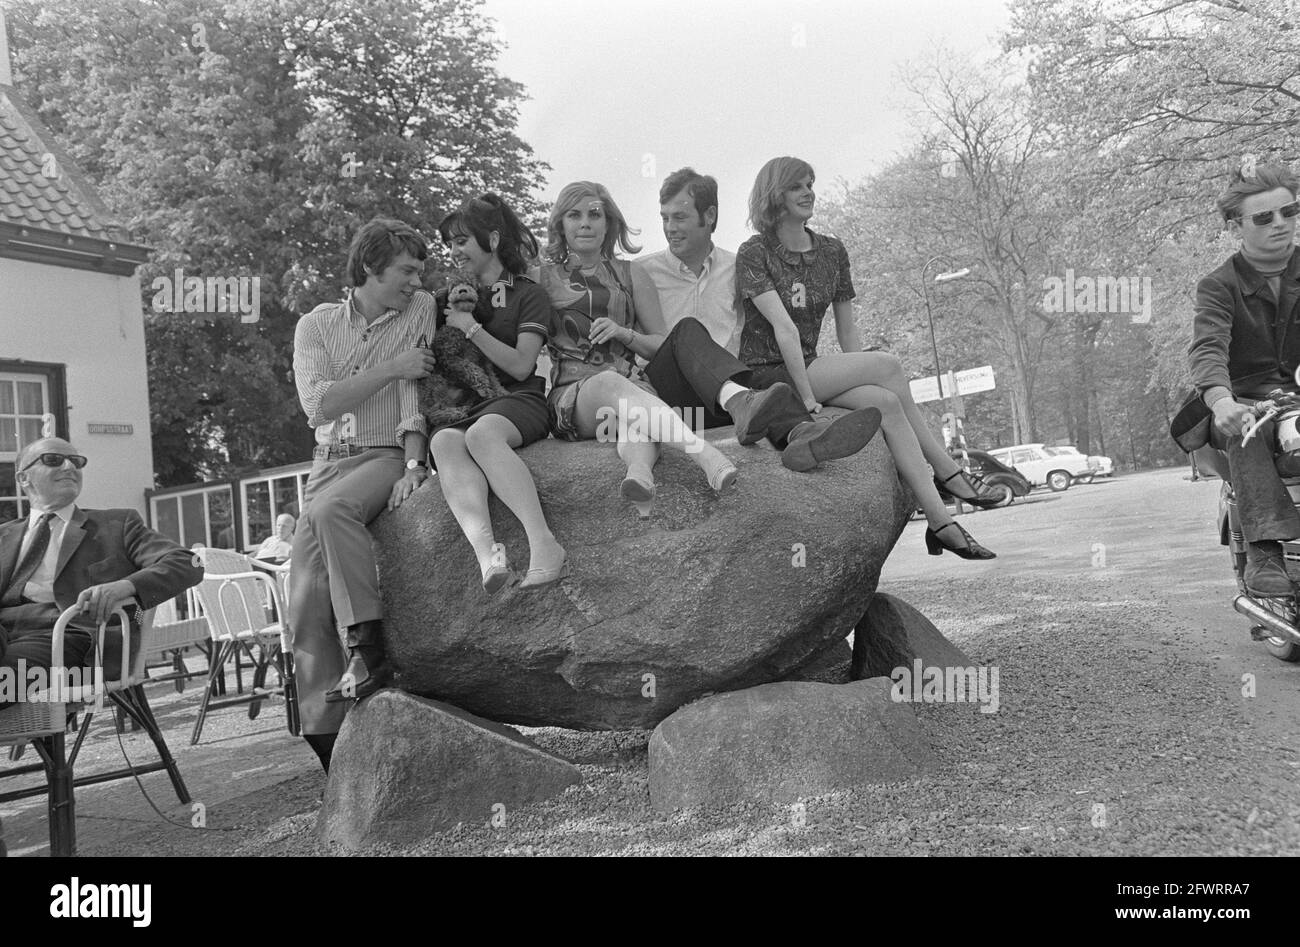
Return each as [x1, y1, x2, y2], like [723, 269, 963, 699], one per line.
[430, 193, 566, 591]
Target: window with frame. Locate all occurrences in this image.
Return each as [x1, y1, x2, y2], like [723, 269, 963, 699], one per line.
[0, 363, 68, 523]
[238, 469, 309, 551]
[149, 484, 235, 550]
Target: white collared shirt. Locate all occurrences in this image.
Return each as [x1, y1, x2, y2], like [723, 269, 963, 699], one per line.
[634, 245, 742, 356]
[18, 503, 76, 603]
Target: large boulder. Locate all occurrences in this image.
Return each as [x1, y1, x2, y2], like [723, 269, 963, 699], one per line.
[647, 678, 936, 812]
[373, 419, 913, 730]
[318, 690, 581, 851]
[782, 637, 852, 684]
[851, 592, 973, 681]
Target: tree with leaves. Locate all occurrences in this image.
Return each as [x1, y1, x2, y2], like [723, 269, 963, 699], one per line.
[8, 0, 549, 485]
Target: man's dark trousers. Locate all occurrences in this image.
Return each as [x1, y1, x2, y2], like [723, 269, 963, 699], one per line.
[0, 602, 94, 708]
[1210, 414, 1300, 541]
[643, 318, 808, 447]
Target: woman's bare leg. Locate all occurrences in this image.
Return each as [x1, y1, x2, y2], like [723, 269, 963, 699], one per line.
[429, 428, 501, 578]
[809, 352, 962, 481]
[816, 384, 955, 528]
[572, 373, 736, 489]
[463, 415, 565, 574]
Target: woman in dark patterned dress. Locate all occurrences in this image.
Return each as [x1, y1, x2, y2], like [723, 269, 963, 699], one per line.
[431, 194, 567, 591]
[737, 157, 1001, 559]
[538, 181, 739, 506]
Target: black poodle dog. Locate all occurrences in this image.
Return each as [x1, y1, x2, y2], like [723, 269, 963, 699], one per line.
[417, 278, 511, 429]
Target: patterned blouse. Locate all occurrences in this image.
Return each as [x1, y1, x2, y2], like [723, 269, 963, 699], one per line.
[537, 258, 641, 388]
[737, 228, 856, 368]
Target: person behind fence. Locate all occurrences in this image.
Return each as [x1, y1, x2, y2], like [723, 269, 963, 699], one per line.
[253, 513, 295, 563]
[431, 193, 566, 591]
[1187, 162, 1300, 597]
[0, 437, 203, 709]
[290, 218, 438, 772]
[632, 166, 882, 471]
[736, 156, 1002, 560]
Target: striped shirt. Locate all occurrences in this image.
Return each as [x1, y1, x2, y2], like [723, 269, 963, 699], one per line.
[293, 290, 438, 447]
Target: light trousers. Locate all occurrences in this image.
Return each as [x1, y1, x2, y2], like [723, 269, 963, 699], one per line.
[288, 448, 404, 735]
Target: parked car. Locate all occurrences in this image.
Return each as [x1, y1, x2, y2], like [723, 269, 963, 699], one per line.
[1051, 444, 1114, 477]
[987, 443, 1094, 492]
[943, 449, 1031, 505]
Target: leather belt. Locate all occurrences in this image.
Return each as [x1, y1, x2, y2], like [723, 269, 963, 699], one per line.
[312, 444, 396, 461]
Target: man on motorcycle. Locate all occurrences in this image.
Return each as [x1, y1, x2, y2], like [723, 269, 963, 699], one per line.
[1189, 162, 1300, 596]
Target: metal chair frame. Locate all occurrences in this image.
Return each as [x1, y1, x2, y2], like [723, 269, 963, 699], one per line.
[189, 549, 299, 745]
[0, 606, 190, 856]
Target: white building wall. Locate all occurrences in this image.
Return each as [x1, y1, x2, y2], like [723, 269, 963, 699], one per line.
[1, 256, 155, 513]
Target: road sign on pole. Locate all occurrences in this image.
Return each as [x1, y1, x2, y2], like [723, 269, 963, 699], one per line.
[909, 365, 996, 405]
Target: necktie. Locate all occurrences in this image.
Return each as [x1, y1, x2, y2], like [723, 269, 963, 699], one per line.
[2, 512, 55, 607]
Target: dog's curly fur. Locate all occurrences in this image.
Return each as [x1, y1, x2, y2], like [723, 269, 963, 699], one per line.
[417, 280, 511, 429]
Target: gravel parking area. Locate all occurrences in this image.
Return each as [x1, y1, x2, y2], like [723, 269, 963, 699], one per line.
[7, 469, 1297, 856]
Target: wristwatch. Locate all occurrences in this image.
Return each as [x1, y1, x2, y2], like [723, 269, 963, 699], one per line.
[405, 459, 427, 471]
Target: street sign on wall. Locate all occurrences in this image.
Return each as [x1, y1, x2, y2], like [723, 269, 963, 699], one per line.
[910, 365, 996, 405]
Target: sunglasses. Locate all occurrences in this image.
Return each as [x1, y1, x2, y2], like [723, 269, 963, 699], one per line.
[20, 453, 88, 472]
[1240, 200, 1300, 227]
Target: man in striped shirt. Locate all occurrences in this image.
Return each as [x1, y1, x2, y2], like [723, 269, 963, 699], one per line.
[290, 218, 438, 772]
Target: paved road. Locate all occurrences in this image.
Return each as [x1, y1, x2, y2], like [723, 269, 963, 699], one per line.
[882, 467, 1300, 761]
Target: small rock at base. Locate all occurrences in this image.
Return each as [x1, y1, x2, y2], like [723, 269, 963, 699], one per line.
[648, 678, 935, 813]
[318, 690, 581, 851]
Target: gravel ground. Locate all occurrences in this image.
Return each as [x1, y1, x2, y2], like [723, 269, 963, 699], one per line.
[17, 469, 1297, 857]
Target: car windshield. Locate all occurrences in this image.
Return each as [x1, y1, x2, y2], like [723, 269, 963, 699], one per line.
[1044, 447, 1075, 456]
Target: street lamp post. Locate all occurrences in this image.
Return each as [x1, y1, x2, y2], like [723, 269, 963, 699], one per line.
[920, 257, 972, 450]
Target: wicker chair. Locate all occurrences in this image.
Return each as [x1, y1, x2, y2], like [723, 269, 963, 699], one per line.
[0, 605, 190, 856]
[189, 548, 299, 745]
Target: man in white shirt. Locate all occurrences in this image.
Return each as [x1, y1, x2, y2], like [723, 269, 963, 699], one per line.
[633, 168, 881, 471]
[254, 514, 295, 562]
[635, 170, 743, 356]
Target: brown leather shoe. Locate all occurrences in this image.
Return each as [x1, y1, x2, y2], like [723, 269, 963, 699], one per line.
[781, 407, 882, 472]
[727, 383, 799, 445]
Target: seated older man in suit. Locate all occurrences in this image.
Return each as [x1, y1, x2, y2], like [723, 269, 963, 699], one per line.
[0, 437, 203, 705]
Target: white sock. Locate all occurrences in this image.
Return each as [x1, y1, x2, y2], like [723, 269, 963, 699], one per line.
[718, 381, 748, 411]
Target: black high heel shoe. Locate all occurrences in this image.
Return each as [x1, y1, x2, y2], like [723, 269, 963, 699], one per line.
[934, 468, 1010, 509]
[925, 521, 996, 560]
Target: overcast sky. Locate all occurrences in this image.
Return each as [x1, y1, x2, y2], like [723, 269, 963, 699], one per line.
[480, 0, 1013, 256]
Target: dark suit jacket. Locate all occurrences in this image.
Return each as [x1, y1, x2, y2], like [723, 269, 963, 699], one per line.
[0, 507, 203, 677]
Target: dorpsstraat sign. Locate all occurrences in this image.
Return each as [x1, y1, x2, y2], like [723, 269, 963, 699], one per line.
[909, 365, 996, 405]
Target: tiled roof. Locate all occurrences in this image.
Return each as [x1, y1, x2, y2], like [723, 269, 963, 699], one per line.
[0, 86, 128, 241]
